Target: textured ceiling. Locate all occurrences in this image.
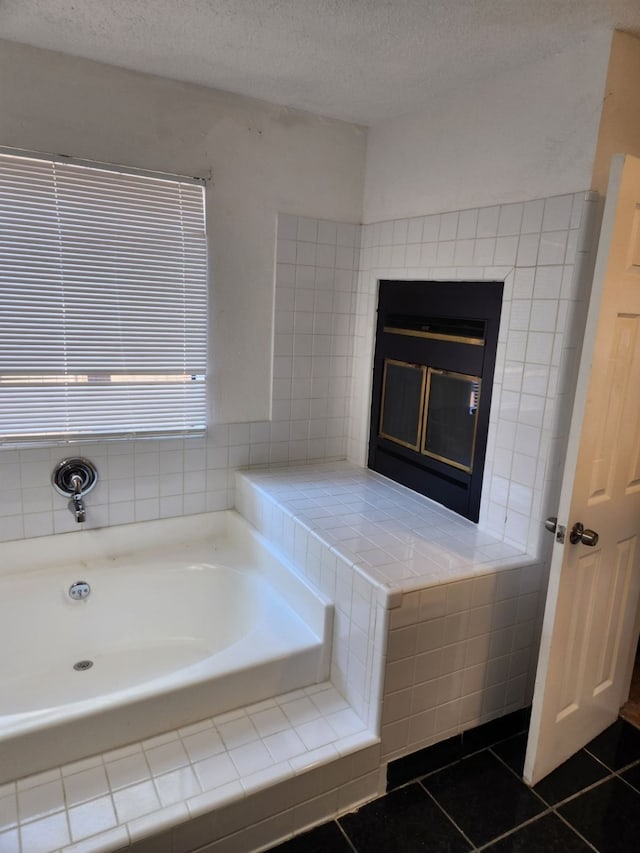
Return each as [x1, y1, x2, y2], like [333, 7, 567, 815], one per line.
[1, 0, 640, 125]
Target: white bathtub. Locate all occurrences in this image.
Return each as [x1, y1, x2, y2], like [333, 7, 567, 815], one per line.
[0, 511, 332, 782]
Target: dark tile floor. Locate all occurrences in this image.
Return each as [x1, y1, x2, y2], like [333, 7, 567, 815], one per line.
[269, 713, 640, 852]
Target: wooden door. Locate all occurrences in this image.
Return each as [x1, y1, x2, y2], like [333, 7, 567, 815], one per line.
[524, 154, 640, 785]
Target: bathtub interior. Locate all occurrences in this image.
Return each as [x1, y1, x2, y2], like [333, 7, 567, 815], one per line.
[0, 510, 334, 782]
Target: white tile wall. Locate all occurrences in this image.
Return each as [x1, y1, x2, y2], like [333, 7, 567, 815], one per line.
[349, 191, 601, 553]
[0, 437, 229, 543]
[1, 193, 600, 560]
[271, 215, 360, 466]
[0, 216, 360, 545]
[381, 566, 545, 761]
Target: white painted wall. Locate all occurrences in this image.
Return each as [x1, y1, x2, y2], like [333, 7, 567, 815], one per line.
[0, 39, 366, 424]
[362, 31, 611, 223]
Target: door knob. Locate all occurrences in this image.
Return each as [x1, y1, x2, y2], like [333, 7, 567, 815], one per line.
[569, 522, 599, 546]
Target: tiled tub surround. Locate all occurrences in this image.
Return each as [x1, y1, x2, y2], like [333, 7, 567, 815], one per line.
[0, 683, 380, 853]
[0, 511, 333, 784]
[0, 455, 554, 853]
[1, 191, 598, 560]
[236, 463, 545, 764]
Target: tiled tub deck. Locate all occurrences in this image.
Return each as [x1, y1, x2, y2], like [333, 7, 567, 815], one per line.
[236, 462, 546, 763]
[1, 461, 547, 852]
[0, 683, 381, 853]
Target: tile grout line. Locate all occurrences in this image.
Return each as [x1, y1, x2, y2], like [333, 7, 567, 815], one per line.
[582, 745, 618, 771]
[446, 749, 602, 853]
[455, 746, 593, 851]
[417, 778, 480, 852]
[488, 739, 610, 802]
[475, 805, 555, 851]
[549, 806, 600, 853]
[540, 754, 640, 849]
[486, 741, 636, 853]
[486, 740, 618, 845]
[486, 745, 548, 809]
[335, 817, 359, 853]
[541, 770, 615, 811]
[615, 763, 640, 795]
[584, 745, 640, 776]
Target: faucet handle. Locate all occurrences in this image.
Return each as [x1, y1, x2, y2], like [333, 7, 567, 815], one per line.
[52, 458, 98, 524]
[52, 458, 98, 498]
[70, 473, 84, 496]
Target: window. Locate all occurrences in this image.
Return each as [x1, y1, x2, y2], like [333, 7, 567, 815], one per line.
[0, 150, 207, 444]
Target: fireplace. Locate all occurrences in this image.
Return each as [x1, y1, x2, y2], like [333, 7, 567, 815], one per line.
[368, 280, 503, 521]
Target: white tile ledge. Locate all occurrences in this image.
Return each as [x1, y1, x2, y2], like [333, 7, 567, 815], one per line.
[237, 461, 537, 606]
[0, 683, 377, 853]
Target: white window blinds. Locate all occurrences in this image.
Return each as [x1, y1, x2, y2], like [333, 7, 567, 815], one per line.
[0, 151, 208, 443]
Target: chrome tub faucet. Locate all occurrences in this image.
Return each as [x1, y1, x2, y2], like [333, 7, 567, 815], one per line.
[52, 458, 98, 524]
[69, 473, 86, 523]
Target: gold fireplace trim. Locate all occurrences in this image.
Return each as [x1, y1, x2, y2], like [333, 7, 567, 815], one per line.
[383, 325, 485, 346]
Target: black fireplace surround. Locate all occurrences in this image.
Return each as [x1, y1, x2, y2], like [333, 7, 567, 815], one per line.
[368, 280, 503, 522]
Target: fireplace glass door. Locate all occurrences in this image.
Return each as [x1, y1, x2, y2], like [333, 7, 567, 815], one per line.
[422, 369, 481, 473]
[379, 359, 426, 451]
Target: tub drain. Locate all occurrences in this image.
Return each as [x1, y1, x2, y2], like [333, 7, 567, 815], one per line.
[73, 660, 93, 671]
